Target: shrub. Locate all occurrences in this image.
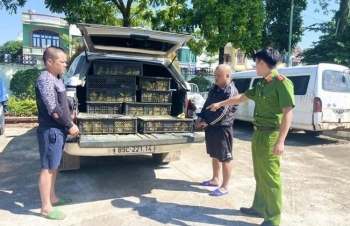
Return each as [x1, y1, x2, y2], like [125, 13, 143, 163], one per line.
[7, 97, 37, 117]
[188, 76, 212, 92]
[10, 68, 41, 99]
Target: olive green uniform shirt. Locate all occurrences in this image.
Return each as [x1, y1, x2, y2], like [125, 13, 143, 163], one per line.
[244, 69, 295, 127]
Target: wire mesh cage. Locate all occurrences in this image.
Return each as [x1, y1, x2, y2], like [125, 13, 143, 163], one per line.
[140, 90, 172, 103]
[93, 61, 143, 76]
[123, 102, 171, 116]
[87, 101, 123, 115]
[87, 75, 136, 90]
[87, 89, 136, 102]
[137, 116, 193, 133]
[139, 76, 171, 91]
[77, 113, 137, 134]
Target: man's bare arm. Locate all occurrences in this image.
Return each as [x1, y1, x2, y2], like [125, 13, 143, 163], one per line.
[277, 106, 293, 143]
[207, 94, 249, 111]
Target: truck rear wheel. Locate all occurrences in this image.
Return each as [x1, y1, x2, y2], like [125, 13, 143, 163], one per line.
[59, 152, 80, 171]
[152, 151, 181, 164]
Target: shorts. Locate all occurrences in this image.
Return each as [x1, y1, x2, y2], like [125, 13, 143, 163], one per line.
[37, 126, 67, 169]
[205, 126, 233, 162]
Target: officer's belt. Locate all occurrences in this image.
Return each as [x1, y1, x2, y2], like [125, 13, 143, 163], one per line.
[253, 126, 280, 131]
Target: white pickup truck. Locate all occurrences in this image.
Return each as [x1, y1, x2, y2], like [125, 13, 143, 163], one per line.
[61, 23, 205, 170]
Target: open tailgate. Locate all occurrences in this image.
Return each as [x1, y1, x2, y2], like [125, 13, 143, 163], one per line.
[77, 23, 192, 57]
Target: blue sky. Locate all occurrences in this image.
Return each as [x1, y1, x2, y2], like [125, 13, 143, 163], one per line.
[0, 0, 339, 49]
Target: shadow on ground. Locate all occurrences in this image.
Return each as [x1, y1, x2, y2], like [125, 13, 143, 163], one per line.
[232, 120, 349, 147]
[112, 195, 257, 226]
[0, 129, 225, 224]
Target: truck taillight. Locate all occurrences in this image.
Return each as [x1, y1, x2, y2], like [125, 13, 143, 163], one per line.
[71, 110, 77, 124]
[313, 97, 322, 113]
[186, 100, 193, 118]
[187, 100, 193, 110]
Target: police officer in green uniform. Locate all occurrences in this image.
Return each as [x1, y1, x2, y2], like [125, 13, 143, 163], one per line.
[207, 47, 295, 226]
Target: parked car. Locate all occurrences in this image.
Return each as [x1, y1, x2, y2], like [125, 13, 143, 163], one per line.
[62, 23, 204, 170]
[231, 63, 350, 136]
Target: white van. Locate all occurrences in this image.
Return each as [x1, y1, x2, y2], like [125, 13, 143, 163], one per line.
[231, 63, 350, 136]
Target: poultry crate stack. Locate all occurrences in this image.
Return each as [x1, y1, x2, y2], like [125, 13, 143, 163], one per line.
[86, 61, 140, 115]
[124, 76, 172, 117]
[79, 61, 141, 135]
[127, 76, 193, 133]
[77, 113, 137, 135]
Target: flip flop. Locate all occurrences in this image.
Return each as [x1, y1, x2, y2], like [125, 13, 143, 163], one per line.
[41, 209, 66, 220]
[52, 197, 72, 207]
[209, 188, 228, 196]
[201, 181, 219, 187]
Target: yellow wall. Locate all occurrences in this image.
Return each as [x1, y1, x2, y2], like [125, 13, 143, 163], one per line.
[224, 43, 248, 71]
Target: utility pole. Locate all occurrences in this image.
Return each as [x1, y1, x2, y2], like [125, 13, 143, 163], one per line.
[287, 0, 294, 67]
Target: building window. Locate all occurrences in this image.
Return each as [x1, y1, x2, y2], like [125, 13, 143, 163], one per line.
[224, 54, 231, 63]
[237, 52, 245, 65]
[32, 30, 60, 48]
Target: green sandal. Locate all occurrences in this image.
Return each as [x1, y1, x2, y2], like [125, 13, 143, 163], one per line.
[52, 197, 72, 207]
[41, 209, 66, 220]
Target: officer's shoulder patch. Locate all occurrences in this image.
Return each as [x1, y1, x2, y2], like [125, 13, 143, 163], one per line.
[276, 74, 285, 81]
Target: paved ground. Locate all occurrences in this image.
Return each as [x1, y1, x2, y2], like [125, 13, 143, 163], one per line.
[0, 121, 349, 226]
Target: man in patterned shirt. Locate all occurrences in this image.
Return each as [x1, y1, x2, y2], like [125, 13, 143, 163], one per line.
[35, 46, 80, 220]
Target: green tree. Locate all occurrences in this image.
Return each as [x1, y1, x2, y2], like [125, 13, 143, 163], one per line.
[10, 68, 41, 99]
[0, 40, 22, 56]
[45, 0, 120, 25]
[44, 0, 176, 27]
[201, 52, 218, 70]
[262, 0, 307, 52]
[68, 45, 85, 67]
[61, 34, 81, 52]
[301, 0, 350, 67]
[189, 0, 265, 64]
[60, 34, 83, 61]
[146, 0, 192, 33]
[188, 76, 211, 92]
[0, 0, 26, 14]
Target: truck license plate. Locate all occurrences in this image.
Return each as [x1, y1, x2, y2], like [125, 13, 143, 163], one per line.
[114, 146, 155, 154]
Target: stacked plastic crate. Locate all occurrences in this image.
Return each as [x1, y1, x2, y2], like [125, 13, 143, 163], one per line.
[129, 76, 193, 134]
[77, 61, 141, 135]
[123, 76, 172, 116]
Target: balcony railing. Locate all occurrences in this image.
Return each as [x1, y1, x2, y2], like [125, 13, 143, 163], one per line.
[22, 13, 68, 26]
[23, 46, 46, 56]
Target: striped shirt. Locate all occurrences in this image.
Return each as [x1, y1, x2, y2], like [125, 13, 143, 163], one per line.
[198, 82, 239, 127]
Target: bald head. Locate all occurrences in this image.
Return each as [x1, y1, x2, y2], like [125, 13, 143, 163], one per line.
[214, 64, 232, 87]
[43, 46, 67, 76]
[216, 64, 232, 75]
[43, 46, 66, 65]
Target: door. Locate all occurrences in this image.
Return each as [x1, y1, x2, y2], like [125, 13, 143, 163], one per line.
[315, 65, 350, 128]
[232, 78, 253, 121]
[77, 23, 192, 57]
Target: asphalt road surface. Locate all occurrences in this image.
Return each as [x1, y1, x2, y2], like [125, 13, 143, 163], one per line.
[0, 121, 349, 226]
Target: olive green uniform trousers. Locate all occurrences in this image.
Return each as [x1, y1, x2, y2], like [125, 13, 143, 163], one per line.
[251, 130, 281, 226]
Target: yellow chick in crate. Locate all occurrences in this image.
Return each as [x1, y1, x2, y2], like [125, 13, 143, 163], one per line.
[177, 113, 185, 119]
